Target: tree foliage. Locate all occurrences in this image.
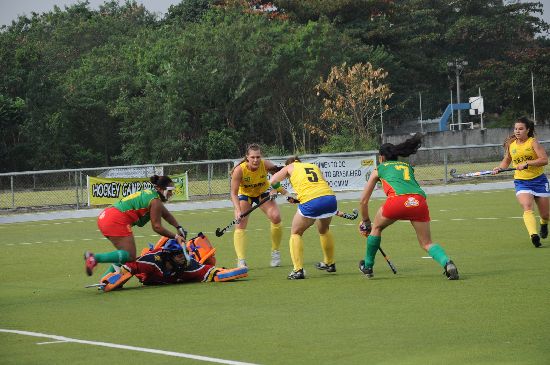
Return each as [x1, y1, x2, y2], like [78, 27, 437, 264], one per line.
[0, 0, 548, 172]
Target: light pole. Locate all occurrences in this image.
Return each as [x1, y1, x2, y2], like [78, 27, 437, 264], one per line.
[447, 59, 468, 130]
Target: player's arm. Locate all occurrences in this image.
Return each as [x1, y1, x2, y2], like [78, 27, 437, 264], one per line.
[264, 160, 283, 174]
[528, 139, 549, 168]
[149, 199, 178, 238]
[494, 145, 513, 173]
[358, 169, 378, 236]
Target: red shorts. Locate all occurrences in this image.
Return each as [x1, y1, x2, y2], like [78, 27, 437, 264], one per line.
[97, 207, 134, 237]
[381, 194, 430, 222]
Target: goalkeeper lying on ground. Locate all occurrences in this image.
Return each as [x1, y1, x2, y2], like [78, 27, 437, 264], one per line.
[95, 233, 248, 292]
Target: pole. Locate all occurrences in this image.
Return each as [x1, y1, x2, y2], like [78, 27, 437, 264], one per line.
[379, 97, 384, 136]
[531, 72, 536, 124]
[455, 60, 462, 130]
[479, 87, 484, 130]
[450, 89, 454, 126]
[419, 92, 423, 132]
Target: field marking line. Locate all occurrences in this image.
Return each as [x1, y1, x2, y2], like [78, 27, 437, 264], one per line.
[0, 328, 261, 365]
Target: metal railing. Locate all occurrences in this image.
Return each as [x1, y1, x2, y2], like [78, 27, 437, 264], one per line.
[1, 142, 548, 212]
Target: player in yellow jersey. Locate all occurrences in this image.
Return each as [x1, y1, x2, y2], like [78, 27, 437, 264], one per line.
[493, 117, 549, 247]
[230, 144, 284, 268]
[269, 156, 337, 280]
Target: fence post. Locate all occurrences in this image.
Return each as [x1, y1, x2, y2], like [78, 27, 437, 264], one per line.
[11, 175, 15, 209]
[75, 171, 80, 209]
[443, 151, 448, 184]
[208, 163, 213, 197]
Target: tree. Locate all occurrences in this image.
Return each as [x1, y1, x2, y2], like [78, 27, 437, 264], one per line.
[315, 62, 392, 143]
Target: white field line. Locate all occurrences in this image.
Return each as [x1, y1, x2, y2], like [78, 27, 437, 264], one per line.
[2, 217, 525, 247]
[0, 328, 260, 365]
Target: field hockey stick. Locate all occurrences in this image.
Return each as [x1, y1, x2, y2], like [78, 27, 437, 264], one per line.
[85, 283, 106, 289]
[335, 209, 359, 220]
[215, 195, 275, 237]
[449, 167, 516, 179]
[378, 247, 397, 274]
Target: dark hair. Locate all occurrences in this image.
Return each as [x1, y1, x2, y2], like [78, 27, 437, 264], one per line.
[150, 175, 173, 189]
[285, 156, 301, 165]
[503, 116, 535, 147]
[379, 134, 422, 161]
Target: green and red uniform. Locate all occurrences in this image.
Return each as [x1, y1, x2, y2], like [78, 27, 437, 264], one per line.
[97, 189, 161, 237]
[377, 161, 430, 222]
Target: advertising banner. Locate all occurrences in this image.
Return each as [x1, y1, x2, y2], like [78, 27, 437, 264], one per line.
[236, 155, 377, 192]
[87, 173, 188, 206]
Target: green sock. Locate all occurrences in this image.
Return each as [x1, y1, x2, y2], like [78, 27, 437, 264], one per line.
[95, 250, 130, 265]
[364, 235, 381, 268]
[101, 264, 119, 277]
[427, 243, 449, 268]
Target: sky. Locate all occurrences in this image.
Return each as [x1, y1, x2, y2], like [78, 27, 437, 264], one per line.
[0, 0, 549, 27]
[0, 0, 183, 26]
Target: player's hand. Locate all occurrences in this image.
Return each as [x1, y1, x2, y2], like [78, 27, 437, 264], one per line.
[286, 196, 300, 204]
[176, 226, 187, 241]
[359, 220, 372, 237]
[269, 191, 278, 201]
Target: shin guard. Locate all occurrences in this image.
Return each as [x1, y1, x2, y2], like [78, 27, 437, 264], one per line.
[213, 267, 248, 282]
[101, 266, 133, 292]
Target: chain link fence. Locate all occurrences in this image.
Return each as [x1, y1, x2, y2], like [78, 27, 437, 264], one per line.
[1, 142, 549, 213]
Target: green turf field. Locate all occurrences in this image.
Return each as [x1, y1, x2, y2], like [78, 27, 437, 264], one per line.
[1, 190, 549, 364]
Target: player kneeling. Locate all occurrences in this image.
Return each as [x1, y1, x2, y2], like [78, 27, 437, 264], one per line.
[96, 235, 247, 292]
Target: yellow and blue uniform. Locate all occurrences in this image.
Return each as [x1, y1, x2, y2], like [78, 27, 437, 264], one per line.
[509, 138, 549, 197]
[238, 160, 270, 204]
[290, 162, 337, 218]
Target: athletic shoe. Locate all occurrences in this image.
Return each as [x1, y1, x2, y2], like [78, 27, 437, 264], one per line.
[270, 250, 281, 267]
[237, 259, 248, 269]
[444, 260, 459, 280]
[84, 251, 97, 276]
[540, 224, 548, 239]
[358, 260, 373, 278]
[287, 268, 305, 280]
[531, 234, 541, 248]
[315, 262, 336, 272]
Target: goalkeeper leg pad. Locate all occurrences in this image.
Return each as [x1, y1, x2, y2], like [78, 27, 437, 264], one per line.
[213, 267, 248, 282]
[101, 266, 133, 292]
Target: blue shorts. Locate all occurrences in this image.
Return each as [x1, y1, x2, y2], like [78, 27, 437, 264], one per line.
[238, 192, 269, 205]
[514, 174, 550, 197]
[298, 195, 337, 219]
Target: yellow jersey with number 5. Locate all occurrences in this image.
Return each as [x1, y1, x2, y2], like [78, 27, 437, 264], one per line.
[289, 162, 334, 204]
[510, 138, 544, 180]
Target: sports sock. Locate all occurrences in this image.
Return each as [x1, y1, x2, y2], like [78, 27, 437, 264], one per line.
[364, 235, 381, 268]
[540, 218, 548, 225]
[271, 222, 282, 251]
[289, 234, 304, 271]
[95, 250, 130, 264]
[427, 243, 450, 268]
[523, 210, 538, 236]
[101, 264, 119, 277]
[319, 231, 335, 265]
[233, 229, 247, 260]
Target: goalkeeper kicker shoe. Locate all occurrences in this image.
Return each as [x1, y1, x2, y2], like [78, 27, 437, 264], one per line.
[84, 251, 97, 276]
[315, 262, 336, 272]
[444, 260, 459, 280]
[540, 224, 548, 239]
[237, 259, 248, 269]
[358, 260, 373, 278]
[287, 268, 305, 280]
[531, 234, 541, 248]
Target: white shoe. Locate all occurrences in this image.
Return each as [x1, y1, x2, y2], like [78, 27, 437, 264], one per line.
[270, 250, 281, 267]
[237, 259, 248, 268]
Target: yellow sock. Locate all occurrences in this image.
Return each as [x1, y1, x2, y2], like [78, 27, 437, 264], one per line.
[523, 210, 538, 236]
[289, 234, 304, 271]
[541, 218, 548, 225]
[271, 222, 282, 251]
[233, 229, 247, 260]
[319, 231, 335, 265]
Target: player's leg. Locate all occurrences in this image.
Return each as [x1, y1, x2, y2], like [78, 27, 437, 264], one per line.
[84, 235, 134, 276]
[315, 217, 336, 271]
[516, 193, 540, 247]
[411, 221, 458, 280]
[260, 199, 283, 267]
[535, 196, 549, 239]
[288, 213, 314, 279]
[362, 207, 395, 270]
[234, 198, 252, 267]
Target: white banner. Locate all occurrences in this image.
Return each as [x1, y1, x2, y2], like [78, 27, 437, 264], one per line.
[236, 155, 377, 192]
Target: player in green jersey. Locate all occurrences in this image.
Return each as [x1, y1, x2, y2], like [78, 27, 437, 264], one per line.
[358, 134, 459, 280]
[84, 175, 187, 277]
